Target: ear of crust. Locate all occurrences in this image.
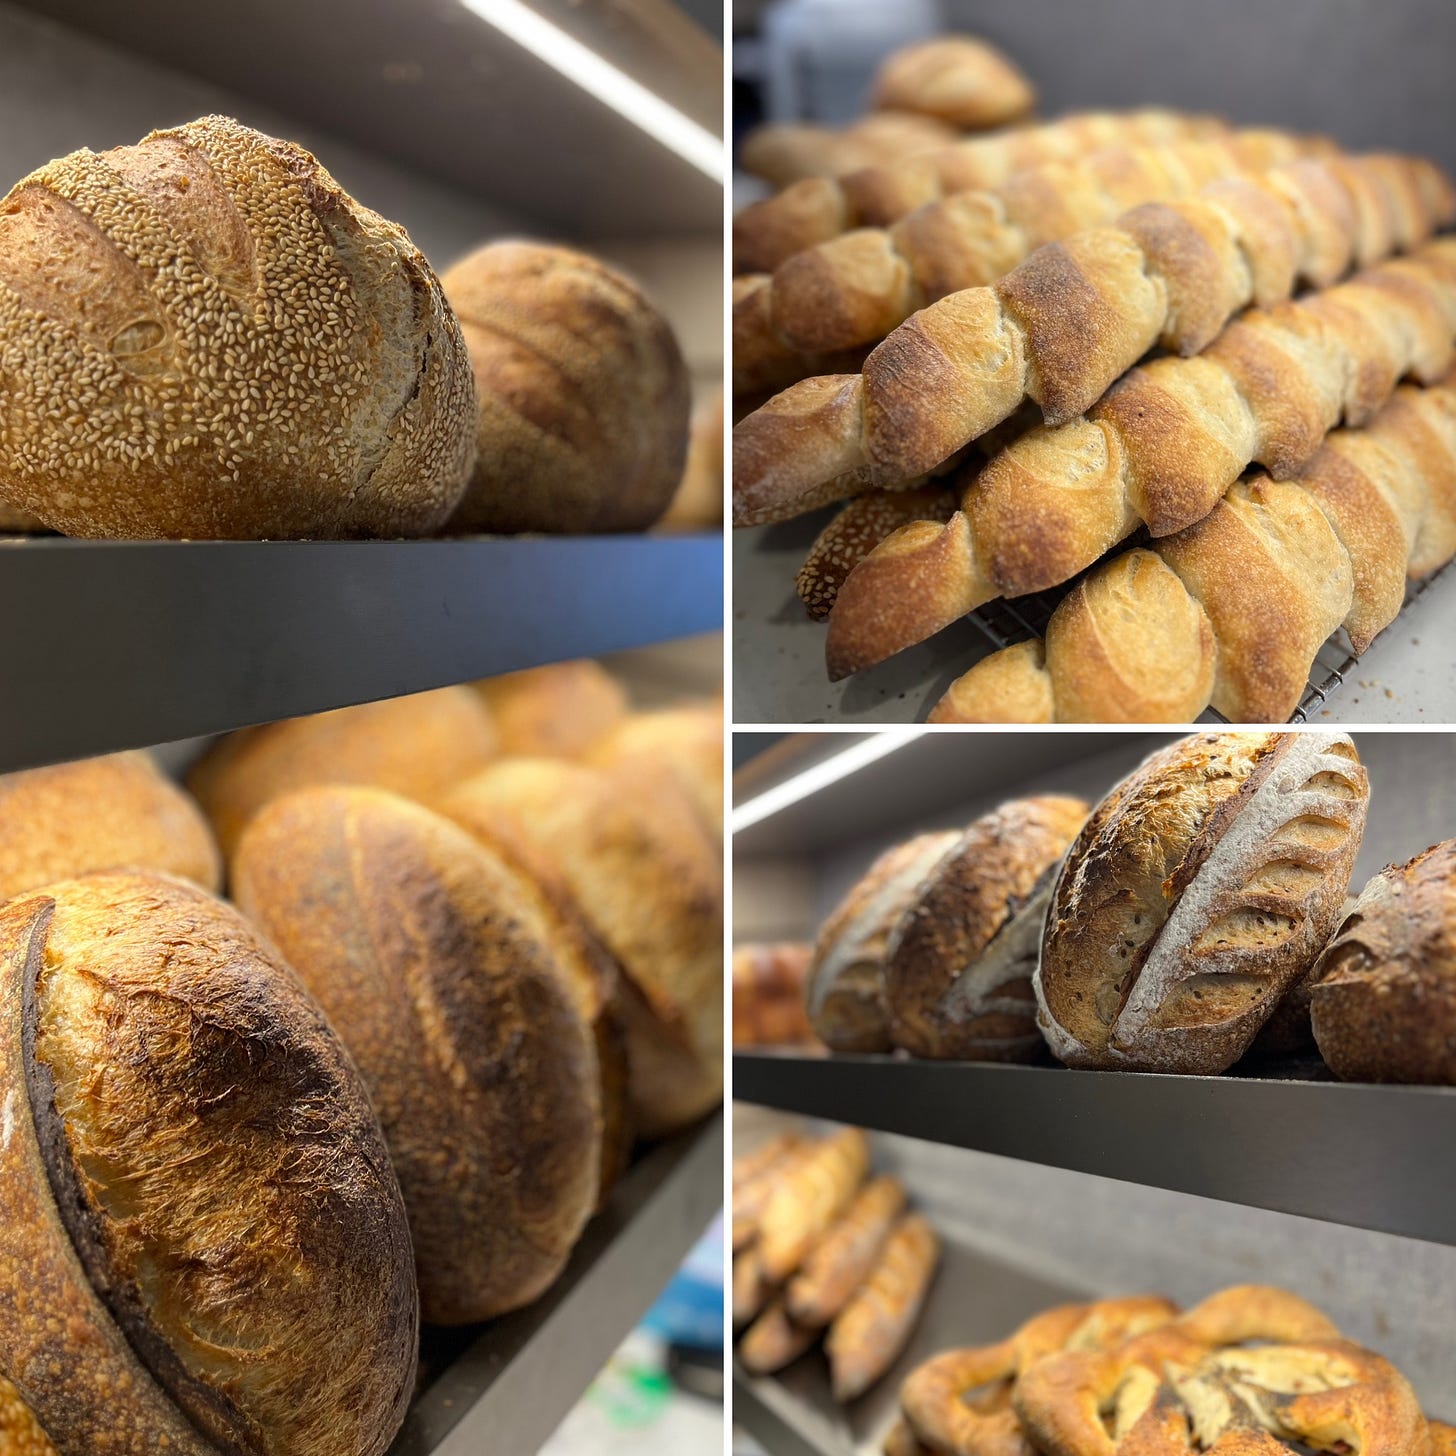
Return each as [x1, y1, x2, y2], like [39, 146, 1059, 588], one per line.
[827, 512, 992, 680]
[928, 639, 1054, 724]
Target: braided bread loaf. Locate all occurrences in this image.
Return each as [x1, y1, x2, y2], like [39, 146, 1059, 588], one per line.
[931, 377, 1456, 723]
[733, 153, 1455, 531]
[825, 238, 1456, 679]
[733, 109, 1226, 274]
[0, 115, 477, 540]
[734, 130, 1327, 394]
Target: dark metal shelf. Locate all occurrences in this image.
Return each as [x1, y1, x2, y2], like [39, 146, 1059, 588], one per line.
[0, 534, 722, 772]
[733, 1051, 1456, 1246]
[391, 1111, 723, 1455]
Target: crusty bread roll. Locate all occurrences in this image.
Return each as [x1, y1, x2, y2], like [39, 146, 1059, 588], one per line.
[0, 874, 417, 1456]
[0, 752, 220, 902]
[232, 787, 603, 1322]
[1036, 732, 1369, 1074]
[871, 36, 1036, 131]
[441, 758, 723, 1136]
[441, 242, 690, 533]
[885, 795, 1088, 1060]
[732, 943, 815, 1047]
[807, 832, 959, 1052]
[0, 116, 475, 540]
[739, 112, 960, 190]
[1308, 839, 1456, 1084]
[474, 659, 628, 758]
[187, 686, 499, 858]
[0, 1378, 56, 1455]
[660, 388, 725, 530]
[587, 701, 725, 839]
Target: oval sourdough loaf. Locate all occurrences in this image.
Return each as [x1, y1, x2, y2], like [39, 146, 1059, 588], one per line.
[885, 795, 1089, 1060]
[473, 659, 628, 758]
[441, 758, 723, 1136]
[1308, 839, 1456, 1084]
[232, 787, 605, 1322]
[441, 242, 690, 533]
[0, 752, 220, 901]
[187, 686, 499, 857]
[807, 832, 960, 1052]
[0, 873, 418, 1456]
[1036, 732, 1369, 1074]
[0, 115, 476, 539]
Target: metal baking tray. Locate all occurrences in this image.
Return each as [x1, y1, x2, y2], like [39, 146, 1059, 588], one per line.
[391, 1112, 723, 1455]
[733, 1051, 1456, 1245]
[0, 535, 723, 774]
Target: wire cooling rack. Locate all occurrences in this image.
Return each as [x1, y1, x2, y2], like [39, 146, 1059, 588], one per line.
[966, 561, 1449, 724]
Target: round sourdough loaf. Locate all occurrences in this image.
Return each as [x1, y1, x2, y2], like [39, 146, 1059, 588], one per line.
[441, 758, 723, 1137]
[0, 1377, 57, 1456]
[1309, 839, 1456, 1083]
[0, 752, 220, 901]
[0, 873, 417, 1456]
[473, 659, 628, 758]
[807, 832, 959, 1052]
[187, 686, 499, 857]
[0, 115, 476, 539]
[1036, 732, 1369, 1074]
[885, 795, 1088, 1061]
[232, 787, 606, 1322]
[440, 242, 690, 533]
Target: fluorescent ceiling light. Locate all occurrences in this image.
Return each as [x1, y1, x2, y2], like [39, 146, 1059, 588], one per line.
[732, 732, 928, 834]
[459, 0, 725, 181]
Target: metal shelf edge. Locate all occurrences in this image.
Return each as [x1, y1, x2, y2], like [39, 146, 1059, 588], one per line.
[733, 1052, 1456, 1245]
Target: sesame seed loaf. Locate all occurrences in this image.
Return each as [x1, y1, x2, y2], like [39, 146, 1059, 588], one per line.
[1309, 838, 1456, 1084]
[1036, 732, 1369, 1074]
[440, 242, 691, 534]
[232, 787, 606, 1322]
[0, 873, 418, 1456]
[885, 795, 1088, 1061]
[0, 751, 220, 903]
[807, 831, 961, 1053]
[0, 115, 477, 539]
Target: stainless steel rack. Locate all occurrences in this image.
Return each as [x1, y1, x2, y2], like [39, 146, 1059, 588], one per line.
[0, 535, 722, 773]
[392, 1112, 723, 1455]
[733, 1051, 1456, 1246]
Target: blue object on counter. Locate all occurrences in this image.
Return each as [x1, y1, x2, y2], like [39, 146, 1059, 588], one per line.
[641, 1211, 724, 1350]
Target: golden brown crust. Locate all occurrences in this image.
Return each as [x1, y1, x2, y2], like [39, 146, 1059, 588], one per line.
[1037, 733, 1369, 1074]
[884, 796, 1088, 1060]
[441, 758, 723, 1137]
[786, 1175, 907, 1328]
[1309, 839, 1456, 1084]
[660, 388, 725, 529]
[0, 1378, 58, 1456]
[733, 944, 815, 1047]
[870, 37, 1036, 130]
[0, 752, 220, 902]
[232, 787, 602, 1324]
[586, 701, 725, 840]
[929, 640, 1055, 724]
[738, 113, 962, 192]
[441, 242, 689, 533]
[733, 1138, 811, 1251]
[0, 874, 417, 1456]
[808, 832, 960, 1051]
[473, 659, 628, 758]
[757, 1127, 869, 1282]
[825, 1212, 940, 1402]
[0, 116, 475, 540]
[187, 686, 499, 858]
[738, 1298, 819, 1374]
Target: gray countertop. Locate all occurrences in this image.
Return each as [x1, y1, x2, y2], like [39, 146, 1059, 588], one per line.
[731, 518, 1456, 725]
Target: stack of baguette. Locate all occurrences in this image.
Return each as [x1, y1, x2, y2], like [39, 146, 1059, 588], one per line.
[883, 1285, 1449, 1456]
[0, 662, 723, 1456]
[733, 1128, 941, 1402]
[732, 37, 1456, 721]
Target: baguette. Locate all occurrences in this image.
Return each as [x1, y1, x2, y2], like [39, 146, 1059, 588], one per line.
[825, 1212, 941, 1402]
[734, 131, 1327, 393]
[0, 116, 475, 540]
[824, 236, 1456, 679]
[733, 1249, 771, 1328]
[734, 153, 1455, 531]
[786, 1175, 907, 1327]
[733, 1138, 810, 1250]
[930, 376, 1456, 723]
[870, 37, 1036, 131]
[733, 110, 1226, 274]
[758, 1126, 870, 1281]
[738, 1298, 819, 1374]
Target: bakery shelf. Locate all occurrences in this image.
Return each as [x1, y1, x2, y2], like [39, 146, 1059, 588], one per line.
[390, 1110, 723, 1455]
[0, 534, 722, 773]
[733, 1051, 1456, 1246]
